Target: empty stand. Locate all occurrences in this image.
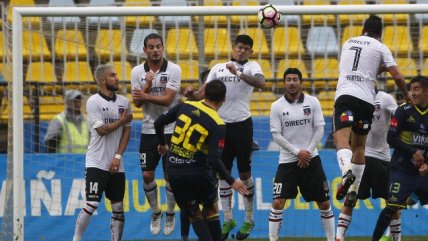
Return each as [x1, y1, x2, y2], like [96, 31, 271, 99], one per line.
[230, 0, 260, 25]
[195, 0, 228, 26]
[94, 29, 128, 60]
[275, 58, 310, 89]
[419, 25, 428, 55]
[55, 30, 87, 60]
[0, 32, 3, 59]
[86, 0, 120, 27]
[301, 0, 336, 25]
[177, 59, 200, 81]
[272, 27, 305, 57]
[377, 0, 409, 24]
[306, 26, 339, 56]
[112, 61, 132, 81]
[166, 28, 198, 59]
[238, 28, 270, 57]
[23, 31, 52, 61]
[47, 0, 81, 26]
[158, 0, 191, 26]
[318, 90, 335, 116]
[337, 0, 368, 24]
[129, 29, 158, 57]
[259, 60, 274, 80]
[270, 0, 299, 24]
[123, 0, 155, 27]
[312, 58, 339, 91]
[7, 0, 41, 26]
[422, 58, 428, 76]
[383, 25, 414, 56]
[204, 28, 231, 57]
[62, 61, 94, 83]
[38, 96, 65, 121]
[25, 62, 57, 83]
[341, 25, 363, 44]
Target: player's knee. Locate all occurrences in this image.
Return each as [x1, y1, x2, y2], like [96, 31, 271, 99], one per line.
[142, 172, 155, 183]
[317, 200, 331, 210]
[384, 204, 400, 217]
[111, 202, 125, 221]
[186, 202, 202, 221]
[84, 201, 99, 215]
[272, 198, 286, 210]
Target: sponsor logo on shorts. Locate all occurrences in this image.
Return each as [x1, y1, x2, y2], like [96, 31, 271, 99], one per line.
[340, 111, 354, 123]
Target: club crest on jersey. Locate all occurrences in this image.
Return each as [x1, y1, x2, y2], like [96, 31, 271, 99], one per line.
[303, 106, 311, 116]
[218, 139, 225, 149]
[118, 105, 125, 115]
[160, 75, 168, 83]
[340, 111, 354, 123]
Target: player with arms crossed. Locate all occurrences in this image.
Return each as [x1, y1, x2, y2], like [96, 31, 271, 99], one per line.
[154, 80, 248, 241]
[336, 89, 397, 241]
[371, 76, 428, 241]
[186, 34, 265, 240]
[72, 64, 133, 241]
[334, 15, 409, 208]
[131, 33, 181, 235]
[268, 68, 335, 241]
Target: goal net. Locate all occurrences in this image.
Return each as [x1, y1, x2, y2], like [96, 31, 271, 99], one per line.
[1, 1, 428, 240]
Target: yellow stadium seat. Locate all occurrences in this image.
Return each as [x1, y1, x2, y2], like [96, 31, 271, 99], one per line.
[55, 30, 87, 60]
[124, 0, 156, 27]
[377, 0, 409, 24]
[208, 59, 229, 68]
[231, 0, 260, 25]
[39, 96, 65, 121]
[259, 60, 274, 80]
[272, 27, 305, 57]
[318, 90, 336, 100]
[23, 31, 52, 61]
[422, 58, 428, 76]
[195, 0, 227, 25]
[419, 26, 428, 55]
[0, 32, 3, 59]
[302, 0, 335, 24]
[276, 59, 308, 79]
[112, 61, 132, 81]
[394, 58, 418, 78]
[252, 91, 277, 102]
[176, 60, 200, 81]
[166, 28, 198, 59]
[312, 58, 339, 80]
[337, 0, 368, 24]
[25, 62, 57, 83]
[63, 61, 94, 83]
[94, 30, 128, 60]
[238, 28, 269, 56]
[7, 0, 41, 26]
[383, 26, 413, 56]
[204, 28, 231, 57]
[341, 25, 364, 45]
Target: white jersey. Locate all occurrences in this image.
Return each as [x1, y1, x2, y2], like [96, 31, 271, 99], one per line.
[85, 93, 132, 172]
[131, 60, 181, 134]
[335, 35, 397, 105]
[365, 91, 397, 161]
[270, 94, 325, 164]
[206, 60, 263, 123]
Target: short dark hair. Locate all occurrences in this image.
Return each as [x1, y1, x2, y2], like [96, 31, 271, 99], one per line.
[199, 68, 211, 85]
[283, 68, 303, 81]
[410, 76, 428, 90]
[144, 33, 163, 48]
[205, 80, 226, 102]
[235, 34, 253, 48]
[363, 15, 383, 38]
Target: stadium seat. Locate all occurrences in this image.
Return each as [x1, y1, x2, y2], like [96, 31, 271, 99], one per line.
[23, 31, 52, 61]
[204, 28, 231, 57]
[312, 58, 339, 91]
[237, 28, 270, 57]
[38, 96, 65, 121]
[230, 0, 260, 25]
[392, 57, 418, 78]
[25, 62, 58, 83]
[259, 60, 274, 80]
[275, 59, 308, 79]
[176, 59, 200, 81]
[123, 0, 155, 27]
[94, 29, 128, 60]
[318, 90, 335, 116]
[158, 0, 191, 26]
[166, 28, 198, 59]
[112, 61, 132, 81]
[0, 63, 5, 83]
[47, 0, 81, 26]
[383, 25, 413, 56]
[419, 26, 428, 55]
[272, 27, 305, 57]
[252, 91, 277, 102]
[7, 0, 41, 26]
[55, 30, 87, 60]
[0, 32, 3, 59]
[337, 0, 368, 24]
[306, 26, 339, 57]
[341, 25, 364, 45]
[422, 58, 428, 76]
[86, 0, 120, 27]
[62, 61, 94, 83]
[129, 29, 158, 57]
[377, 0, 409, 24]
[302, 0, 336, 25]
[195, 0, 228, 26]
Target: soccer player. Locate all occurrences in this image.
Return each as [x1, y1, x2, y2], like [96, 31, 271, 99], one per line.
[371, 76, 428, 241]
[186, 34, 265, 240]
[131, 33, 181, 236]
[336, 89, 397, 241]
[334, 15, 409, 208]
[268, 68, 335, 241]
[72, 64, 132, 241]
[154, 80, 248, 241]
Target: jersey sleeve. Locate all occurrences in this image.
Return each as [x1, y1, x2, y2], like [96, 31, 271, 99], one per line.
[312, 97, 325, 127]
[124, 99, 133, 127]
[249, 62, 264, 76]
[166, 64, 182, 92]
[384, 93, 398, 116]
[130, 66, 143, 90]
[86, 97, 104, 129]
[380, 44, 397, 68]
[387, 105, 417, 153]
[205, 64, 218, 83]
[270, 101, 282, 133]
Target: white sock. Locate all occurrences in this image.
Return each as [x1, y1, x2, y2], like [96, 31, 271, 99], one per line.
[219, 179, 233, 221]
[390, 219, 401, 241]
[349, 163, 365, 193]
[243, 177, 254, 223]
[320, 206, 335, 241]
[336, 213, 351, 241]
[110, 202, 124, 241]
[165, 181, 176, 214]
[269, 207, 283, 241]
[144, 181, 160, 213]
[73, 201, 99, 239]
[337, 149, 352, 177]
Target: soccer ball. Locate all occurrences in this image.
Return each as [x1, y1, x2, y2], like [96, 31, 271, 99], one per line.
[257, 4, 281, 29]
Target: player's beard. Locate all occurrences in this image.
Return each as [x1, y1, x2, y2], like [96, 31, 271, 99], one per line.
[106, 82, 119, 92]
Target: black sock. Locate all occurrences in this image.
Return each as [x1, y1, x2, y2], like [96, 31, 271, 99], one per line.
[372, 206, 395, 241]
[192, 219, 213, 241]
[180, 211, 191, 237]
[205, 216, 221, 241]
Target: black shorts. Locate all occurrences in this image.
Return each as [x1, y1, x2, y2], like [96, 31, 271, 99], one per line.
[222, 117, 253, 173]
[333, 95, 375, 135]
[139, 133, 171, 171]
[169, 174, 218, 209]
[387, 168, 428, 209]
[273, 156, 330, 202]
[357, 156, 390, 200]
[85, 167, 125, 202]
